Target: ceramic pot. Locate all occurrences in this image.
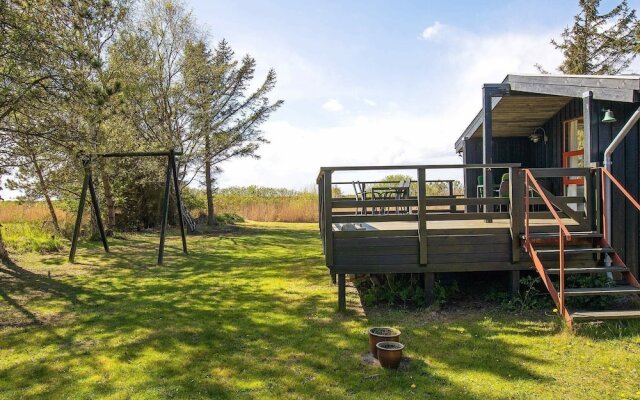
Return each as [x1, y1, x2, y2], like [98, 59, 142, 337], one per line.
[376, 341, 404, 369]
[367, 327, 400, 358]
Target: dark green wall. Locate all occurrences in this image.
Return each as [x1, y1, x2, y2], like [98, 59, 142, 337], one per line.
[461, 96, 640, 275]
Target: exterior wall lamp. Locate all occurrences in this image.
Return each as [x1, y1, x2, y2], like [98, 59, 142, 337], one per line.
[602, 109, 617, 123]
[529, 127, 546, 144]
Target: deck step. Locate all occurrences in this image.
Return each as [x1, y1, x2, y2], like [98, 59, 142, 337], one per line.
[521, 231, 602, 240]
[546, 266, 628, 274]
[570, 310, 640, 320]
[535, 247, 614, 255]
[564, 285, 640, 296]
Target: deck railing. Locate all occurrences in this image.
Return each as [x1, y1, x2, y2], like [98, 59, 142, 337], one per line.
[317, 163, 521, 270]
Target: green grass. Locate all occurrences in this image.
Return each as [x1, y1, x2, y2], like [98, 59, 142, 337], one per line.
[1, 222, 65, 254]
[2, 222, 640, 399]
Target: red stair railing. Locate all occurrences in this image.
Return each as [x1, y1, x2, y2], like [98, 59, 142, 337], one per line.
[524, 169, 572, 319]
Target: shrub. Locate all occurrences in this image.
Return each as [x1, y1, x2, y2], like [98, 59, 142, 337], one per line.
[488, 276, 552, 312]
[564, 274, 616, 309]
[355, 274, 459, 309]
[1, 223, 65, 254]
[216, 212, 244, 225]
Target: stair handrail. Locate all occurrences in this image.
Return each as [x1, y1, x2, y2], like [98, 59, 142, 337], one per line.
[524, 169, 572, 317]
[601, 167, 640, 241]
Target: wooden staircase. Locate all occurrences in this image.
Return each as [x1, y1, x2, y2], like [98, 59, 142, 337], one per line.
[523, 231, 640, 327]
[523, 168, 640, 327]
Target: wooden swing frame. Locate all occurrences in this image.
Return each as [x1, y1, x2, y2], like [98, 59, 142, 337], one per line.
[68, 150, 188, 265]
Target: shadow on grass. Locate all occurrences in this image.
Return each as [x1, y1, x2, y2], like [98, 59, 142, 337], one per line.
[4, 223, 627, 398]
[0, 257, 81, 327]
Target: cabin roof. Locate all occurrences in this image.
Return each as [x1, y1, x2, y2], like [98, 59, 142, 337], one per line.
[454, 74, 640, 152]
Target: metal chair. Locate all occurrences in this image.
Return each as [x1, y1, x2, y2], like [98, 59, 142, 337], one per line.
[352, 181, 367, 215]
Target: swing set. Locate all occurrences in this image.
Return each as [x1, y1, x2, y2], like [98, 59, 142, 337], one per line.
[69, 150, 188, 265]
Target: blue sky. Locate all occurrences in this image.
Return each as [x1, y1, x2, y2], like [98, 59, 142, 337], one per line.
[186, 0, 639, 189]
[2, 1, 639, 198]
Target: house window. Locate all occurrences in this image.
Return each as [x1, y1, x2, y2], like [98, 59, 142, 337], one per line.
[562, 118, 585, 204]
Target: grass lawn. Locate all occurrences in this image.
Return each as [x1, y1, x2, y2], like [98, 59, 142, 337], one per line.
[2, 221, 640, 399]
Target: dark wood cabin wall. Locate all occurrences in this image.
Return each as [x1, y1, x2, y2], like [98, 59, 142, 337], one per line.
[541, 98, 583, 194]
[463, 137, 541, 199]
[590, 100, 640, 276]
[461, 96, 640, 276]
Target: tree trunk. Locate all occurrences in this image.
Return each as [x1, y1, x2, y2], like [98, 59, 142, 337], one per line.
[30, 154, 60, 233]
[101, 172, 115, 234]
[90, 174, 100, 238]
[205, 135, 218, 226]
[0, 225, 9, 261]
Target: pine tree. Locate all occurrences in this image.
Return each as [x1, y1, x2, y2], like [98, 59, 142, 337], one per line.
[183, 39, 283, 226]
[543, 0, 639, 74]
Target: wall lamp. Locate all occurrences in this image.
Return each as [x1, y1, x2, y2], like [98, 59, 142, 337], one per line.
[602, 109, 617, 123]
[529, 127, 547, 144]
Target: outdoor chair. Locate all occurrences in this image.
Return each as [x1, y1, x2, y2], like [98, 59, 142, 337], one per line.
[397, 180, 411, 214]
[352, 181, 367, 215]
[497, 178, 510, 212]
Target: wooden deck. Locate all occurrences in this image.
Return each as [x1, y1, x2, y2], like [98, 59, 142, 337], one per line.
[335, 218, 580, 232]
[318, 164, 601, 310]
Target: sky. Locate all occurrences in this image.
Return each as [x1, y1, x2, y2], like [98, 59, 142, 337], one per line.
[186, 0, 638, 190]
[2, 0, 639, 198]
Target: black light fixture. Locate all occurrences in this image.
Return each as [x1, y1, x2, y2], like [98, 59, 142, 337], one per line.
[529, 127, 546, 144]
[602, 109, 617, 123]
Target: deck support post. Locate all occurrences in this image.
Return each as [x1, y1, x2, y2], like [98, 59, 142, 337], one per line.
[509, 270, 520, 297]
[424, 272, 435, 306]
[338, 273, 346, 311]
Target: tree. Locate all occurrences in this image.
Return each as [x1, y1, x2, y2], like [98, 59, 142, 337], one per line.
[0, 0, 128, 250]
[183, 39, 283, 225]
[538, 0, 639, 74]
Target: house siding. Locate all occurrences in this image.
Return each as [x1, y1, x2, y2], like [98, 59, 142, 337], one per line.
[461, 96, 640, 276]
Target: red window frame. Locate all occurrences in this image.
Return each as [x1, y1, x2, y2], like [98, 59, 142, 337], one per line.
[562, 118, 584, 186]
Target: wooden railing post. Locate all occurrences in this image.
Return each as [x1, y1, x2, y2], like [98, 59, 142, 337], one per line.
[323, 170, 334, 267]
[509, 167, 523, 263]
[448, 180, 455, 212]
[417, 168, 427, 265]
[318, 180, 322, 233]
[484, 166, 493, 223]
[318, 176, 325, 252]
[559, 226, 565, 317]
[585, 168, 597, 232]
[595, 168, 603, 235]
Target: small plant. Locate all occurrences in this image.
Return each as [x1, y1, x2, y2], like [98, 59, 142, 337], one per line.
[510, 276, 549, 312]
[486, 276, 551, 312]
[355, 274, 460, 309]
[433, 280, 460, 308]
[564, 274, 616, 309]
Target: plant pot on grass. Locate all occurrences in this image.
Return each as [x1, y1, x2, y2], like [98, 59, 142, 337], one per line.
[376, 341, 404, 369]
[368, 327, 401, 358]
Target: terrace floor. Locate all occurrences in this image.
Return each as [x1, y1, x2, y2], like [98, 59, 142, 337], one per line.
[334, 218, 580, 232]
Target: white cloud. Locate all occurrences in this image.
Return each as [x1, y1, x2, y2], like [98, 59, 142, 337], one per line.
[420, 21, 445, 40]
[216, 110, 465, 191]
[364, 98, 377, 106]
[449, 30, 563, 87]
[322, 98, 344, 112]
[215, 27, 567, 190]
